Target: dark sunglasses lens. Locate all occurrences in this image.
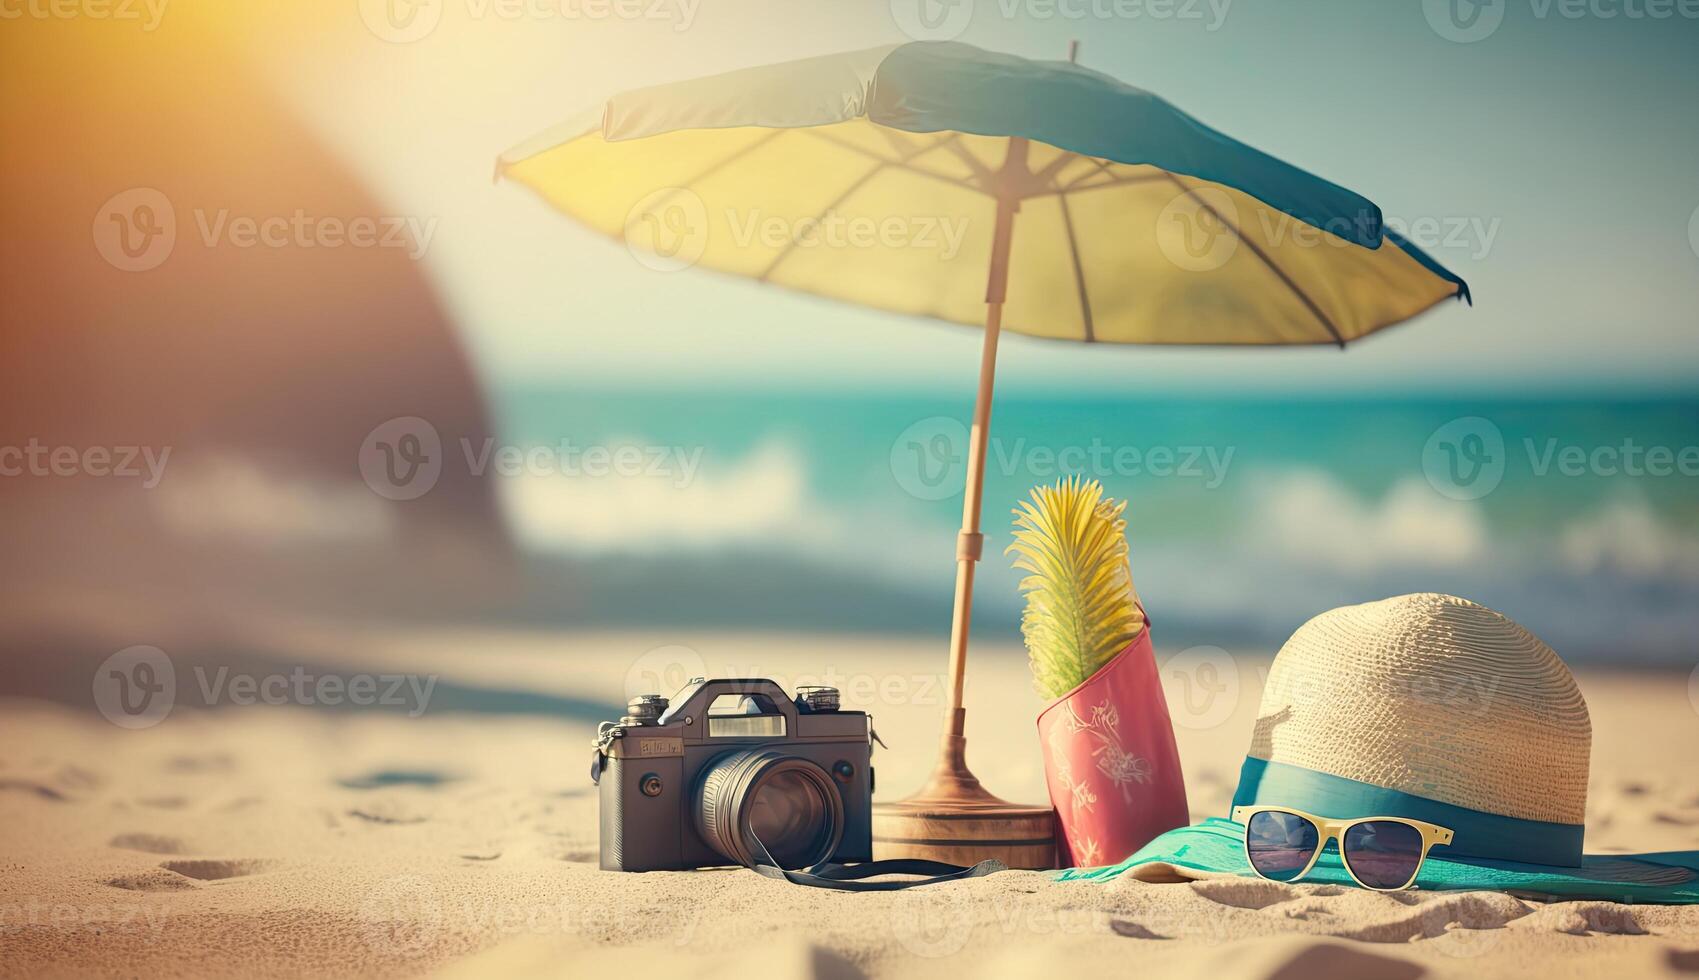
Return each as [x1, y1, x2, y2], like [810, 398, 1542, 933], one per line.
[1342, 821, 1426, 889]
[1245, 811, 1320, 881]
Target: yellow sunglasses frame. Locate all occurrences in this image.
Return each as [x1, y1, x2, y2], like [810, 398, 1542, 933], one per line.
[1231, 805, 1454, 891]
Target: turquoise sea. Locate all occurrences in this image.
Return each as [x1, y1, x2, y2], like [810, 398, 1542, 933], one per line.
[487, 387, 1699, 665]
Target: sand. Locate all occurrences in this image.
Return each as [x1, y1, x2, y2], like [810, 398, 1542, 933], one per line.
[2, 627, 1697, 978]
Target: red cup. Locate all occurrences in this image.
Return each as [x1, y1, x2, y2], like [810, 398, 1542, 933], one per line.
[1036, 623, 1189, 867]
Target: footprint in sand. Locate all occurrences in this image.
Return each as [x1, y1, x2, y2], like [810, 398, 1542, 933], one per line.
[164, 753, 235, 774]
[1336, 890, 1528, 956]
[347, 807, 430, 825]
[55, 765, 103, 792]
[158, 859, 280, 881]
[110, 833, 194, 855]
[106, 868, 200, 892]
[1108, 919, 1170, 940]
[1189, 878, 1305, 910]
[345, 796, 432, 825]
[0, 779, 70, 801]
[1526, 901, 1648, 936]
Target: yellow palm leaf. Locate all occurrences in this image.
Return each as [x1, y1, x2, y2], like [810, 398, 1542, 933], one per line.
[1006, 476, 1145, 700]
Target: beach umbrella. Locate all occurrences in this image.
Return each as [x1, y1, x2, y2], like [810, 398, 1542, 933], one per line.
[497, 40, 1470, 869]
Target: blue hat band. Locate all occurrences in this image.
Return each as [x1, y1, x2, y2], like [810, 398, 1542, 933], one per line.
[1232, 757, 1585, 868]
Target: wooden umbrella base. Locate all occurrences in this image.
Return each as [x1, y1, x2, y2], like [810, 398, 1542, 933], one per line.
[871, 725, 1056, 871]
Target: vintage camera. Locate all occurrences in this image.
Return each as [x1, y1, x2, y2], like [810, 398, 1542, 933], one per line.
[592, 678, 873, 872]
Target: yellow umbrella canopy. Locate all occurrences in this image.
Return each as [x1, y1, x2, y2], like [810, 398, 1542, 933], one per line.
[499, 40, 1470, 869]
[500, 42, 1468, 347]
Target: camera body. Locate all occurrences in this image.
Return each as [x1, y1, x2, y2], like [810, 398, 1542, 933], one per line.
[594, 678, 873, 872]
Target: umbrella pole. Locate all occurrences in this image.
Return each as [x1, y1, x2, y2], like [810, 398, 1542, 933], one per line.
[871, 140, 1055, 870]
[942, 184, 1018, 746]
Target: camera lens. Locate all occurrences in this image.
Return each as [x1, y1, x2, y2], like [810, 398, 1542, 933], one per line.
[694, 748, 843, 870]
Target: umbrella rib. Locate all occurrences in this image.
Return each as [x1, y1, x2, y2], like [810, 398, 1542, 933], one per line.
[802, 129, 990, 196]
[1024, 151, 1081, 195]
[622, 129, 793, 239]
[1057, 192, 1097, 342]
[758, 133, 962, 282]
[676, 128, 790, 196]
[1028, 172, 1168, 200]
[941, 139, 999, 190]
[755, 159, 892, 283]
[1058, 158, 1120, 191]
[1160, 172, 1346, 348]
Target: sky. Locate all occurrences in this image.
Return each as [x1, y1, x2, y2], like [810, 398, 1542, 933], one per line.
[263, 0, 1699, 396]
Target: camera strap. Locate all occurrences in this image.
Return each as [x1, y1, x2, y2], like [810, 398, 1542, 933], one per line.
[746, 831, 1007, 891]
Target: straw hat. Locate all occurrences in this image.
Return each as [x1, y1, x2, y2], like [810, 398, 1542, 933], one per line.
[1250, 593, 1590, 826]
[1059, 594, 1699, 902]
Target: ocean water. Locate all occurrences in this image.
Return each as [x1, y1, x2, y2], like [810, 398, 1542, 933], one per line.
[485, 386, 1699, 665]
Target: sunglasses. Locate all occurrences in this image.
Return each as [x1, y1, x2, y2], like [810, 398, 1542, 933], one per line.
[1232, 806, 1454, 891]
